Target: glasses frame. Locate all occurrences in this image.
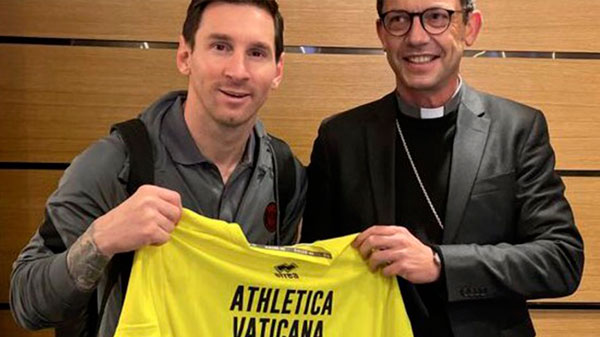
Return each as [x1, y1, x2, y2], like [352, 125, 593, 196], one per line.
[379, 8, 464, 37]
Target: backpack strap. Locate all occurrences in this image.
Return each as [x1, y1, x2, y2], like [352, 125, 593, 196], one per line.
[268, 134, 297, 244]
[92, 118, 154, 336]
[112, 119, 155, 195]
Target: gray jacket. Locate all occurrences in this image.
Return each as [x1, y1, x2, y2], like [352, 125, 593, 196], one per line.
[10, 91, 307, 337]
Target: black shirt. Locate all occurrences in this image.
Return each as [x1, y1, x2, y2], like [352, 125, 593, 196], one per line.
[395, 109, 457, 337]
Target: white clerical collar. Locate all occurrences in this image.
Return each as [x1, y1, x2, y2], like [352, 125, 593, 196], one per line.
[396, 77, 463, 119]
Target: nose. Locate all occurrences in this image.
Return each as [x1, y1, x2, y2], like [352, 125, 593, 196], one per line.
[406, 16, 430, 46]
[223, 51, 250, 82]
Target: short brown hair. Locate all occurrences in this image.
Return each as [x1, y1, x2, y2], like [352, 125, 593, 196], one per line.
[182, 0, 284, 62]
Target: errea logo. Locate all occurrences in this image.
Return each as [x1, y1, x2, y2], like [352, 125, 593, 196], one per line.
[274, 263, 299, 279]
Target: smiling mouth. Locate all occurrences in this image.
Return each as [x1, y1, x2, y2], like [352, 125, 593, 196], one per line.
[220, 89, 250, 99]
[404, 55, 438, 64]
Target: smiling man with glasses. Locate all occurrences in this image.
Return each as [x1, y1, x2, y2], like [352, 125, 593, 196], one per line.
[303, 0, 584, 336]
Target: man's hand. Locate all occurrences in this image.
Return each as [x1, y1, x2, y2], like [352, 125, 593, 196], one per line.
[92, 185, 182, 257]
[352, 225, 441, 284]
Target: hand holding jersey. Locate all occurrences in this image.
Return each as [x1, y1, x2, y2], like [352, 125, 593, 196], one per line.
[353, 225, 442, 284]
[114, 209, 414, 337]
[92, 185, 182, 257]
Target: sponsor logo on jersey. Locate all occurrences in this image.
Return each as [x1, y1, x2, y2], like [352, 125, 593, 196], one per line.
[274, 263, 299, 279]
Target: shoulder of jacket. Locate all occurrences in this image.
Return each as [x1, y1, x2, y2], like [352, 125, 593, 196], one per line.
[321, 93, 394, 131]
[475, 89, 541, 117]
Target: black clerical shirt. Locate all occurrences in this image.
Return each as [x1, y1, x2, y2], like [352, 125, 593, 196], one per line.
[395, 108, 457, 337]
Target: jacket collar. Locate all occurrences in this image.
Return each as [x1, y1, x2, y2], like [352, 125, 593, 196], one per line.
[160, 95, 258, 167]
[443, 84, 490, 242]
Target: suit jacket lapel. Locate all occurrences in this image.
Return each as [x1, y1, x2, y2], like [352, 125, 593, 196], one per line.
[444, 85, 490, 243]
[366, 93, 397, 224]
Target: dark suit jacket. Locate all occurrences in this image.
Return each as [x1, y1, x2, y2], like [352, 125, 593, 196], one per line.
[302, 85, 584, 337]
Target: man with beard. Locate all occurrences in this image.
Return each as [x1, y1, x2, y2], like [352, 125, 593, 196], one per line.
[10, 1, 306, 336]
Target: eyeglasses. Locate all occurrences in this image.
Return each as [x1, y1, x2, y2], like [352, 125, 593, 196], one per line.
[380, 8, 463, 37]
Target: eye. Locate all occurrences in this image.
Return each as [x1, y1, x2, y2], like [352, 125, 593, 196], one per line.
[249, 49, 268, 58]
[430, 12, 446, 21]
[424, 9, 450, 26]
[384, 11, 410, 31]
[212, 42, 231, 52]
[388, 13, 408, 23]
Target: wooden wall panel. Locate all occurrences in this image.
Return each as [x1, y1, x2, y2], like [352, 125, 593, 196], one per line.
[0, 310, 53, 337]
[476, 0, 600, 53]
[552, 177, 600, 303]
[0, 170, 63, 303]
[530, 310, 600, 337]
[0, 44, 186, 163]
[0, 1, 599, 51]
[461, 57, 600, 171]
[2, 44, 600, 169]
[0, 0, 189, 42]
[285, 0, 600, 52]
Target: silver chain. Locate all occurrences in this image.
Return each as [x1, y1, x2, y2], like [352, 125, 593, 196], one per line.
[395, 119, 444, 230]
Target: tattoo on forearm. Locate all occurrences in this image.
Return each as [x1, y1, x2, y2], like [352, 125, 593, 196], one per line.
[67, 224, 110, 291]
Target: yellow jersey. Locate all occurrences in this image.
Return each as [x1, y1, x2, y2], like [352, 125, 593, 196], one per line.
[114, 209, 413, 337]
